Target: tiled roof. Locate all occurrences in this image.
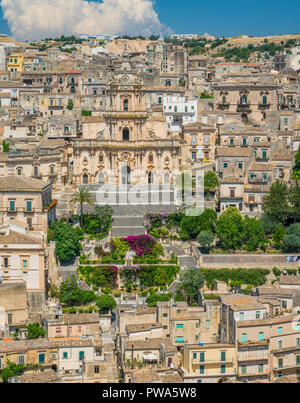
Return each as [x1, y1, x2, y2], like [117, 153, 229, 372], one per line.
[0, 176, 51, 191]
[0, 230, 41, 245]
[216, 146, 252, 157]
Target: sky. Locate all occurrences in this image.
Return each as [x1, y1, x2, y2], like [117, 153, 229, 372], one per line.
[0, 0, 299, 41]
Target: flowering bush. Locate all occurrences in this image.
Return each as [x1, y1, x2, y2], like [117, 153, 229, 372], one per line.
[122, 235, 157, 257]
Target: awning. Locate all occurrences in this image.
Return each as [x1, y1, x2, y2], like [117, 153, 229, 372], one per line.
[143, 354, 158, 361]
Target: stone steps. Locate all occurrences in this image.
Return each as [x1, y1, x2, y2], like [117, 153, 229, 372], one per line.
[111, 215, 146, 237]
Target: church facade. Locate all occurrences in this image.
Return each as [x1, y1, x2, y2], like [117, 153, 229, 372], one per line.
[72, 55, 182, 186]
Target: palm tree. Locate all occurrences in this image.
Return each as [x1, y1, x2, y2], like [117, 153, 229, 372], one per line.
[71, 187, 94, 228]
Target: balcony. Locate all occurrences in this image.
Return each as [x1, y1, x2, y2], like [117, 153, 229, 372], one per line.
[258, 103, 270, 110]
[273, 362, 300, 371]
[237, 103, 251, 113]
[193, 359, 234, 365]
[238, 339, 270, 347]
[218, 103, 230, 110]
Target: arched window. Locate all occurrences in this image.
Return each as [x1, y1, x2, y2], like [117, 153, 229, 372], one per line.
[17, 168, 22, 176]
[50, 166, 55, 175]
[70, 86, 75, 94]
[98, 172, 104, 184]
[165, 80, 171, 87]
[123, 128, 130, 141]
[71, 77, 75, 84]
[83, 174, 88, 184]
[164, 172, 170, 184]
[149, 154, 154, 162]
[123, 99, 129, 111]
[148, 172, 154, 184]
[34, 166, 39, 177]
[122, 165, 131, 185]
[192, 136, 197, 145]
[99, 154, 104, 163]
[240, 95, 247, 105]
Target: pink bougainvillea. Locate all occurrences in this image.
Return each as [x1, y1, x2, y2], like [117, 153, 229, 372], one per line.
[122, 235, 156, 257]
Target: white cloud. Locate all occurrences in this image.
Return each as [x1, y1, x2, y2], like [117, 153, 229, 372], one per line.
[1, 0, 166, 40]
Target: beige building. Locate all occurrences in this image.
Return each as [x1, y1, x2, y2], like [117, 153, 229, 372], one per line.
[45, 313, 101, 340]
[182, 343, 236, 383]
[0, 176, 56, 236]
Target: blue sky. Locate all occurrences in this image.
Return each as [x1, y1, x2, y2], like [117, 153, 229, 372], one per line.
[0, 0, 299, 39]
[154, 0, 300, 37]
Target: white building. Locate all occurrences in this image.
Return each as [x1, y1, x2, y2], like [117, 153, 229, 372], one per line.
[163, 96, 197, 131]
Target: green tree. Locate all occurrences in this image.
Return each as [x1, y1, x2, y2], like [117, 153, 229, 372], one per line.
[179, 208, 217, 240]
[71, 187, 94, 228]
[26, 322, 45, 339]
[50, 221, 83, 263]
[288, 181, 300, 221]
[96, 295, 117, 313]
[263, 181, 289, 224]
[260, 214, 280, 235]
[59, 275, 97, 307]
[243, 216, 264, 251]
[283, 223, 300, 252]
[2, 140, 9, 152]
[197, 230, 214, 250]
[176, 267, 205, 304]
[216, 207, 244, 250]
[272, 225, 285, 250]
[0, 361, 27, 383]
[67, 99, 74, 110]
[204, 171, 219, 195]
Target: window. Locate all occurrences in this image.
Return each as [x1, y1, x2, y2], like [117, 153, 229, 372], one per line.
[199, 365, 205, 374]
[192, 152, 196, 160]
[94, 365, 100, 374]
[242, 138, 247, 146]
[196, 322, 199, 328]
[205, 320, 210, 328]
[238, 163, 243, 169]
[278, 340, 283, 350]
[176, 324, 184, 329]
[221, 364, 226, 374]
[38, 353, 45, 364]
[282, 301, 287, 309]
[63, 352, 68, 359]
[256, 311, 260, 319]
[296, 338, 300, 346]
[193, 353, 197, 359]
[262, 150, 267, 159]
[296, 323, 300, 332]
[239, 312, 244, 321]
[230, 189, 235, 198]
[123, 99, 129, 111]
[176, 337, 184, 343]
[7, 314, 12, 325]
[22, 260, 28, 269]
[9, 200, 15, 212]
[221, 351, 226, 362]
[296, 355, 300, 365]
[242, 333, 247, 343]
[79, 351, 85, 361]
[278, 327, 283, 335]
[34, 166, 39, 177]
[123, 128, 130, 141]
[64, 126, 70, 134]
[262, 95, 267, 105]
[17, 168, 22, 176]
[258, 364, 264, 373]
[223, 162, 228, 168]
[278, 358, 283, 368]
[18, 355, 25, 365]
[241, 365, 247, 375]
[4, 257, 9, 268]
[230, 138, 234, 145]
[200, 352, 205, 362]
[192, 136, 197, 145]
[26, 201, 32, 212]
[259, 332, 264, 341]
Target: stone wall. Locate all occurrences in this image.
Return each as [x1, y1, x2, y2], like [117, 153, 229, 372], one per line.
[199, 254, 300, 269]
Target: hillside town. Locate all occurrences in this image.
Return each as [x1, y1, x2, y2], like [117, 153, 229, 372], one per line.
[0, 32, 300, 384]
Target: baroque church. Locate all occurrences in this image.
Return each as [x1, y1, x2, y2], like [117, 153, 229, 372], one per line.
[72, 51, 182, 187]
